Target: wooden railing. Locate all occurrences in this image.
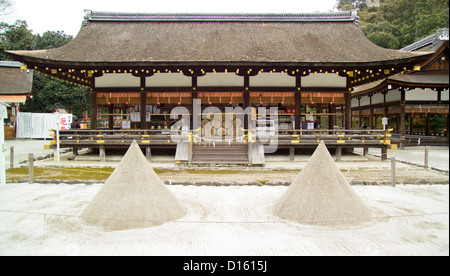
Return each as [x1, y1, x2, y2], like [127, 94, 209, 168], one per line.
[46, 128, 393, 162]
[49, 128, 392, 146]
[273, 129, 393, 146]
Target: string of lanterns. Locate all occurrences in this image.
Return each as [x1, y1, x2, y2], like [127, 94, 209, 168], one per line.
[21, 64, 420, 91]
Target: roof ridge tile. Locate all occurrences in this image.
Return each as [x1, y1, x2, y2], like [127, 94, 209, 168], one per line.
[83, 10, 359, 24]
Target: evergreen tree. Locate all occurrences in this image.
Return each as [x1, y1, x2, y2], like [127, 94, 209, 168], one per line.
[25, 72, 89, 118]
[340, 0, 449, 49]
[33, 30, 72, 50]
[0, 19, 89, 118]
[22, 30, 89, 118]
[0, 20, 34, 60]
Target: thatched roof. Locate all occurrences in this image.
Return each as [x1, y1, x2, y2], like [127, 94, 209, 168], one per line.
[7, 11, 429, 67]
[0, 61, 33, 95]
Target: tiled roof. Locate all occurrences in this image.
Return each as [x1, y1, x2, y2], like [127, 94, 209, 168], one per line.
[84, 10, 359, 24]
[0, 61, 24, 68]
[401, 28, 449, 51]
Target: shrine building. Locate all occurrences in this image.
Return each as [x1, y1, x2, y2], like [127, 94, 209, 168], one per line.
[7, 11, 437, 164]
[351, 28, 449, 147]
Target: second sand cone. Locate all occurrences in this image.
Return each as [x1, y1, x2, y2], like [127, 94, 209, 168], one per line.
[272, 141, 372, 225]
[81, 140, 187, 230]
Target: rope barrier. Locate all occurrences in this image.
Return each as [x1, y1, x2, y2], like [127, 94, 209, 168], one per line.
[193, 134, 248, 143]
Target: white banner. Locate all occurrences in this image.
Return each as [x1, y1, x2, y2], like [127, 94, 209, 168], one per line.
[16, 112, 32, 138]
[16, 112, 60, 139]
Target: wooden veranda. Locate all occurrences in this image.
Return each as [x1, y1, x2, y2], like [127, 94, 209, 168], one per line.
[48, 128, 394, 164]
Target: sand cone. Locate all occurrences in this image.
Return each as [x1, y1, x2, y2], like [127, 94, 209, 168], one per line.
[81, 140, 187, 230]
[272, 141, 372, 225]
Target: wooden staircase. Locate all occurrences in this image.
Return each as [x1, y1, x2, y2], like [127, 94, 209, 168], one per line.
[191, 143, 249, 165]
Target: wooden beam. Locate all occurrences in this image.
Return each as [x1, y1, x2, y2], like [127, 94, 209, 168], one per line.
[92, 86, 349, 93]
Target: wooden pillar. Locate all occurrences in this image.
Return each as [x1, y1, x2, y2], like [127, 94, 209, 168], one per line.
[99, 146, 105, 162]
[357, 97, 362, 128]
[243, 91, 250, 109]
[395, 114, 399, 133]
[328, 103, 335, 130]
[192, 74, 199, 131]
[382, 91, 388, 117]
[399, 88, 406, 149]
[344, 92, 352, 130]
[437, 90, 442, 136]
[335, 146, 342, 161]
[140, 92, 147, 130]
[146, 146, 151, 162]
[244, 75, 250, 91]
[90, 92, 97, 129]
[108, 104, 114, 130]
[243, 91, 250, 130]
[243, 75, 251, 130]
[295, 91, 301, 130]
[425, 113, 430, 136]
[294, 75, 302, 130]
[446, 113, 449, 138]
[363, 146, 368, 156]
[140, 77, 147, 130]
[381, 146, 388, 161]
[369, 94, 374, 129]
[191, 91, 198, 130]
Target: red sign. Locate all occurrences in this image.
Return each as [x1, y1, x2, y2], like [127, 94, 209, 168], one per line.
[59, 114, 73, 130]
[285, 107, 295, 114]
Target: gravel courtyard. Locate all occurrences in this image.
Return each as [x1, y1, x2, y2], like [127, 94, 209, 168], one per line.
[0, 183, 448, 256]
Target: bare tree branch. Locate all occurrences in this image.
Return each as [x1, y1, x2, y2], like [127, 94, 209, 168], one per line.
[0, 0, 14, 16]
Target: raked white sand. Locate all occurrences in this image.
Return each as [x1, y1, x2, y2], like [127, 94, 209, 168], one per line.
[0, 183, 448, 256]
[273, 142, 372, 225]
[81, 141, 186, 230]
